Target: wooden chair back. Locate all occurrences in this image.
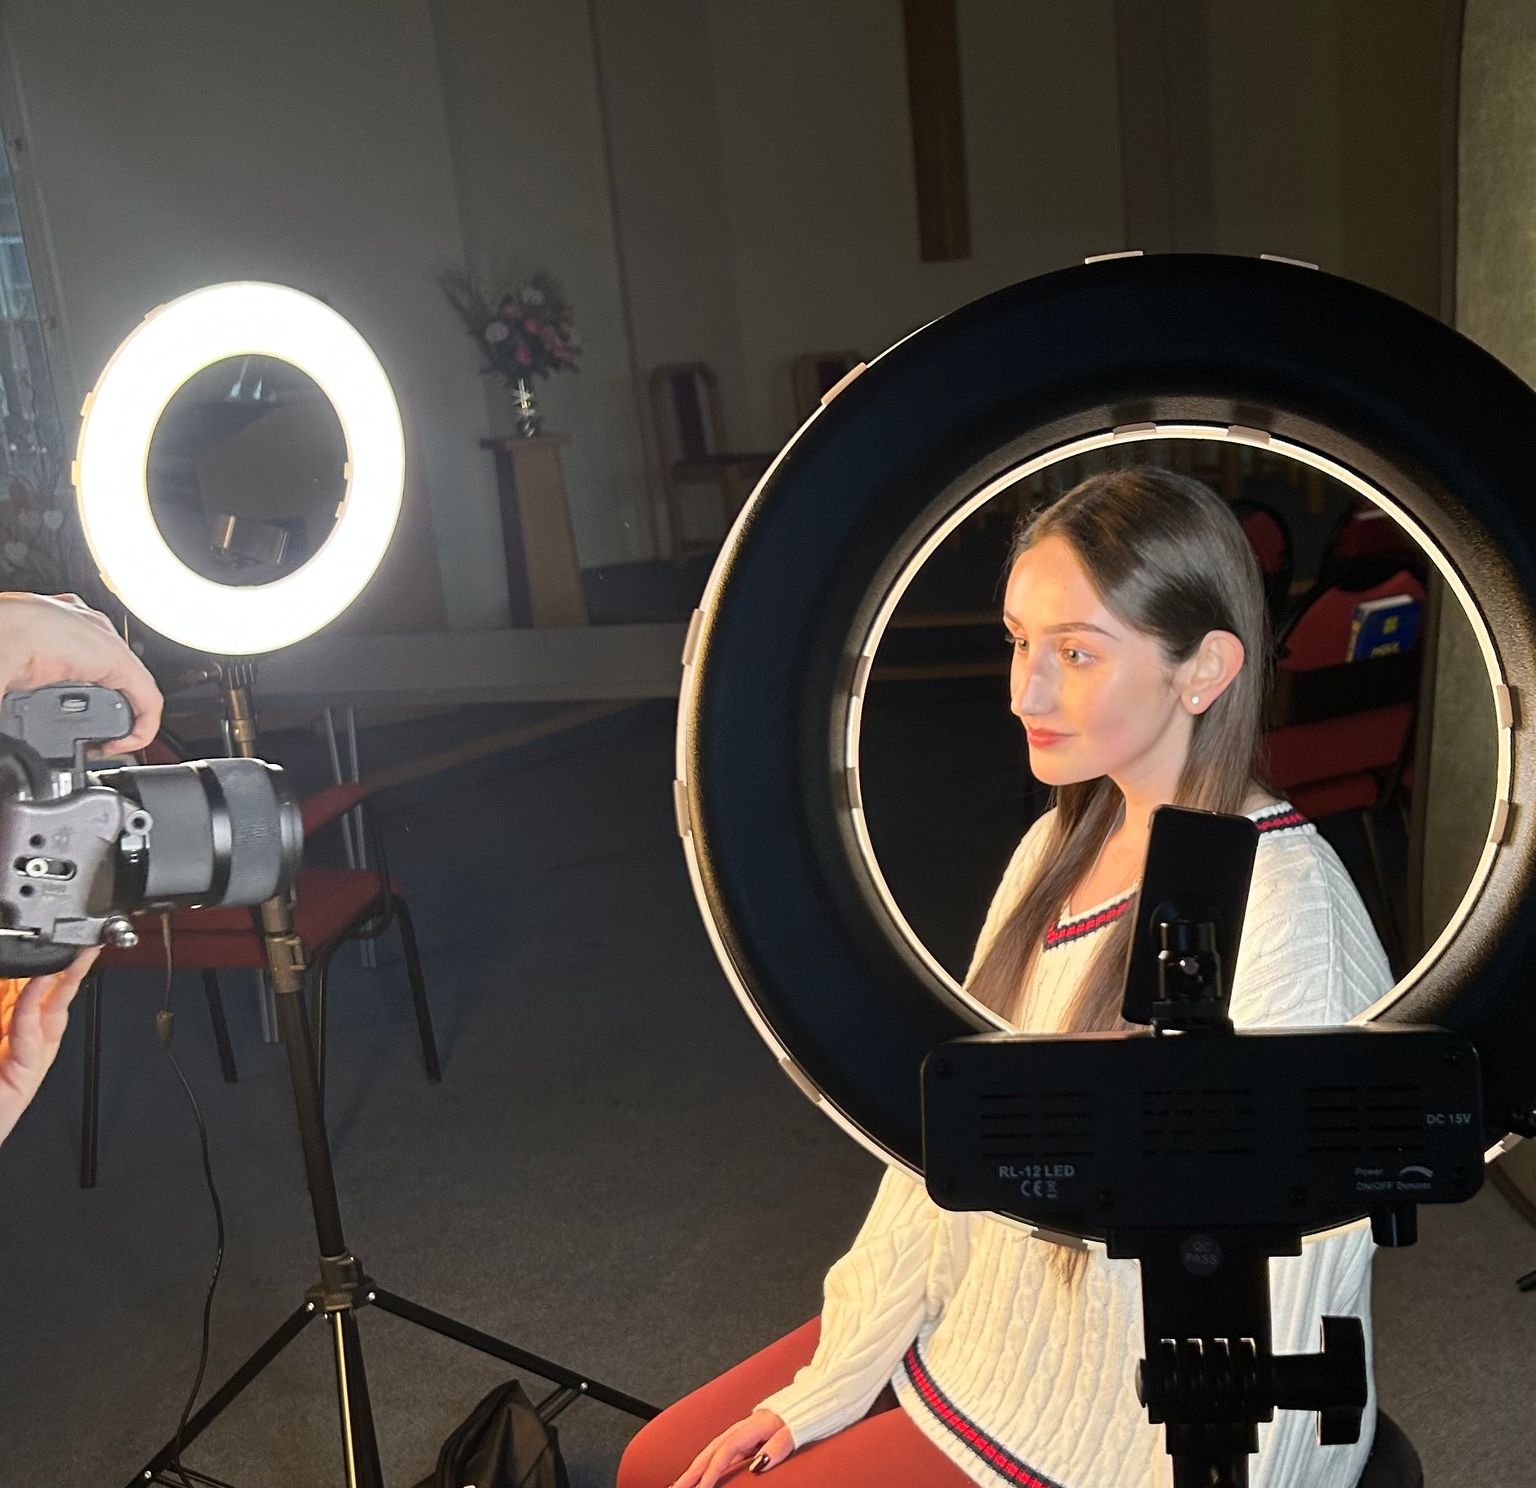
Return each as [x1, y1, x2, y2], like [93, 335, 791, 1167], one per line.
[649, 363, 729, 469]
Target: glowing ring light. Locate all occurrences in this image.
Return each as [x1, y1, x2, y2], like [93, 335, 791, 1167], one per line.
[73, 282, 404, 654]
[676, 253, 1536, 1241]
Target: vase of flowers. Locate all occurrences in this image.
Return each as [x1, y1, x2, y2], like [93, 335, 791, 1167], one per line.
[440, 268, 581, 437]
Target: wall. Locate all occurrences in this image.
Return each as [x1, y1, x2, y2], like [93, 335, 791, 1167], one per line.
[1455, 0, 1536, 1213]
[588, 0, 749, 550]
[0, 0, 509, 630]
[701, 0, 1125, 449]
[0, 1, 1480, 597]
[433, 0, 653, 568]
[595, 1, 1126, 546]
[1436, 0, 1533, 943]
[1117, 0, 1458, 311]
[1205, 0, 1345, 265]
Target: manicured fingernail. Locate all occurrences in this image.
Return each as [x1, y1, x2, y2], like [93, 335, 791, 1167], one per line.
[749, 1453, 770, 1474]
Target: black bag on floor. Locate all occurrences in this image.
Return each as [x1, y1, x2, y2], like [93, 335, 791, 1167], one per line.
[412, 1379, 571, 1488]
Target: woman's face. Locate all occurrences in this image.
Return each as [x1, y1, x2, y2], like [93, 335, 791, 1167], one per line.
[1003, 535, 1194, 796]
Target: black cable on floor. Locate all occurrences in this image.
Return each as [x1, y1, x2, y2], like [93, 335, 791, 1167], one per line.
[154, 911, 226, 1488]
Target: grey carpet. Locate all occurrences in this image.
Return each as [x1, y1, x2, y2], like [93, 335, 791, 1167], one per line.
[0, 697, 1531, 1486]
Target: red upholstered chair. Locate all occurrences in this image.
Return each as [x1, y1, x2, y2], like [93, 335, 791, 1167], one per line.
[1262, 564, 1427, 975]
[1232, 497, 1295, 631]
[1331, 504, 1420, 563]
[77, 747, 439, 1188]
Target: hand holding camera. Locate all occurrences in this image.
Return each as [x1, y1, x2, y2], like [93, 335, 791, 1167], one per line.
[0, 946, 100, 1145]
[0, 592, 301, 1143]
[0, 592, 162, 753]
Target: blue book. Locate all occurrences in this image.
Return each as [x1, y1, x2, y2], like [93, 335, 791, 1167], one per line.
[1346, 593, 1422, 661]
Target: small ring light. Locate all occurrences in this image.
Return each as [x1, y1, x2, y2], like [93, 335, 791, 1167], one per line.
[675, 253, 1536, 1243]
[73, 282, 404, 655]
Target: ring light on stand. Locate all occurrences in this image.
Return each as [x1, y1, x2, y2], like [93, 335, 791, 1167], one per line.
[71, 284, 656, 1487]
[676, 252, 1536, 1227]
[73, 281, 403, 654]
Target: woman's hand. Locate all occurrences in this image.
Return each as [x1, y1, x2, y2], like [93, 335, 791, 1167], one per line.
[671, 1408, 794, 1487]
[0, 948, 100, 1146]
[0, 592, 163, 754]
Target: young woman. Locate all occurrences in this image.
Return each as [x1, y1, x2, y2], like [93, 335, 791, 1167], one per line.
[621, 467, 1394, 1488]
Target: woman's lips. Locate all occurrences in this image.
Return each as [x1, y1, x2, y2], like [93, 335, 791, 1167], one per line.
[1026, 728, 1070, 747]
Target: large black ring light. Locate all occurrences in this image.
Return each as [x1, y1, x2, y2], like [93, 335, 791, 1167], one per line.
[675, 252, 1536, 1235]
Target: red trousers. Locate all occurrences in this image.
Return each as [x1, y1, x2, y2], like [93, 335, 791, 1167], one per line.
[617, 1318, 975, 1487]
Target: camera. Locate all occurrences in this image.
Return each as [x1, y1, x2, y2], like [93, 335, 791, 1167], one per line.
[0, 683, 303, 975]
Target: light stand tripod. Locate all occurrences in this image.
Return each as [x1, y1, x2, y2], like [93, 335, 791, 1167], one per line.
[131, 662, 657, 1488]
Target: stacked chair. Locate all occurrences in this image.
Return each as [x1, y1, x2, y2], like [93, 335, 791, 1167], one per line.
[1262, 531, 1428, 977]
[1232, 496, 1297, 633]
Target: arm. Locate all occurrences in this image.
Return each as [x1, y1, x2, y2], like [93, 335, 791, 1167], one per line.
[0, 950, 101, 1146]
[675, 1166, 960, 1487]
[0, 592, 162, 753]
[754, 1163, 960, 1448]
[1227, 835, 1392, 1031]
[688, 813, 1056, 1482]
[1228, 839, 1392, 1486]
[0, 593, 164, 1146]
[1252, 1223, 1376, 1488]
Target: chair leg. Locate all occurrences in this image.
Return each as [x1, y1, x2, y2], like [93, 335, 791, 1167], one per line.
[202, 970, 239, 1083]
[392, 894, 441, 1083]
[80, 968, 103, 1189]
[1360, 806, 1406, 978]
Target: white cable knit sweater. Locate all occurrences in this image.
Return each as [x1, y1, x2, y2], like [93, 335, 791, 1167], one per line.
[758, 801, 1394, 1488]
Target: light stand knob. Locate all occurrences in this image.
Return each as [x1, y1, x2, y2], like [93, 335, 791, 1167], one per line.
[102, 915, 138, 949]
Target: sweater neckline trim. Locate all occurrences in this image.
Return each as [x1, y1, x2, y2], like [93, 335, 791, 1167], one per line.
[900, 1341, 1067, 1488]
[1044, 799, 1306, 951]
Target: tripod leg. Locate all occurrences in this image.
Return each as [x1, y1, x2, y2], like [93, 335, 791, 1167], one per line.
[80, 967, 103, 1189]
[202, 969, 239, 1083]
[128, 1302, 316, 1487]
[391, 895, 441, 1083]
[330, 1307, 384, 1488]
[369, 1287, 660, 1420]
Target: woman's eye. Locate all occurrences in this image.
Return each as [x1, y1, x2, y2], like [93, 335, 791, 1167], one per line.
[1004, 632, 1026, 652]
[1061, 646, 1090, 665]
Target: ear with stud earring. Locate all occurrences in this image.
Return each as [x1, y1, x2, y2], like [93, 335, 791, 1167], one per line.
[1190, 695, 1201, 710]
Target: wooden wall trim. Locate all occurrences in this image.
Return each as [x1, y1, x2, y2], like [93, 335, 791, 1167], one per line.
[901, 0, 971, 262]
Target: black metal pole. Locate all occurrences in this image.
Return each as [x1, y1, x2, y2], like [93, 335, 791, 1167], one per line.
[225, 669, 385, 1488]
[267, 908, 348, 1255]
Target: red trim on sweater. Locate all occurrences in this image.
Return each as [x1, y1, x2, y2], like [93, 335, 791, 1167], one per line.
[1042, 804, 1311, 951]
[901, 1344, 1067, 1488]
[1044, 893, 1135, 949]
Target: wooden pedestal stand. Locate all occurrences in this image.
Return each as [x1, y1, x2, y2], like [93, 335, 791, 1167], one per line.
[481, 434, 589, 628]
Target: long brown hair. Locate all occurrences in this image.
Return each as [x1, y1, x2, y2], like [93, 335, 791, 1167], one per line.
[964, 466, 1275, 1281]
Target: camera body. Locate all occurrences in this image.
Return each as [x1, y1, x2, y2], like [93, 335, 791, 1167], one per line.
[0, 684, 302, 975]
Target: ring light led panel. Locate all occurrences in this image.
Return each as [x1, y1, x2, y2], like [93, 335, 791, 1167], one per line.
[73, 282, 404, 654]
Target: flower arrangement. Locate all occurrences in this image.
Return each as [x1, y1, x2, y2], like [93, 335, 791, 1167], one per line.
[440, 268, 582, 388]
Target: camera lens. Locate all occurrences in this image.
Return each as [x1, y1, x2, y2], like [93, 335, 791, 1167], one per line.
[97, 757, 303, 907]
